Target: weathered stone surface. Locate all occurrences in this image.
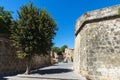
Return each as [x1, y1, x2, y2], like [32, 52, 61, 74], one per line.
[75, 4, 120, 35]
[74, 5, 120, 80]
[0, 35, 51, 75]
[64, 48, 74, 62]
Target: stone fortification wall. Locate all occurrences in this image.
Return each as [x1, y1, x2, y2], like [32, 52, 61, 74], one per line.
[74, 5, 120, 80]
[0, 35, 51, 75]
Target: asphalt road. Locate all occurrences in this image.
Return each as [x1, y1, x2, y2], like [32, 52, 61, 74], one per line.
[1, 62, 86, 80]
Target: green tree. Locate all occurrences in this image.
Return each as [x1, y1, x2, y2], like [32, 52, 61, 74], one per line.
[118, 8, 120, 15]
[61, 45, 68, 53]
[0, 7, 12, 34]
[52, 46, 61, 54]
[10, 3, 57, 74]
[0, 16, 5, 26]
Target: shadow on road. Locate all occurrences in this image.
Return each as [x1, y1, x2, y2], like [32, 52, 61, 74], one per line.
[0, 77, 7, 80]
[31, 68, 72, 75]
[0, 72, 19, 80]
[0, 75, 12, 80]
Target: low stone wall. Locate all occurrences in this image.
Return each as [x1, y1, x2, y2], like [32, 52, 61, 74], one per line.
[0, 35, 51, 75]
[74, 5, 120, 80]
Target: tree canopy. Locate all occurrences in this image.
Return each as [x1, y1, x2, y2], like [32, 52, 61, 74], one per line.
[52, 45, 68, 54]
[11, 3, 57, 58]
[52, 46, 61, 54]
[118, 8, 120, 15]
[61, 45, 68, 53]
[0, 7, 12, 34]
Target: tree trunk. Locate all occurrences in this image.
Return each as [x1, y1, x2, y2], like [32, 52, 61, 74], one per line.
[24, 57, 31, 75]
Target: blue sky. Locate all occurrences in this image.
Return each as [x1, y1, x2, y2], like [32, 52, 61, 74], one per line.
[0, 0, 120, 48]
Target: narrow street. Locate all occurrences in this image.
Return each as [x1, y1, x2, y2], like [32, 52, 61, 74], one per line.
[3, 62, 86, 80]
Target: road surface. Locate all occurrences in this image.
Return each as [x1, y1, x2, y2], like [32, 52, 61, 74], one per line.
[1, 62, 86, 80]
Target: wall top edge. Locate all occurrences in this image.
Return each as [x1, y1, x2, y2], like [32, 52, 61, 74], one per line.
[75, 4, 120, 35]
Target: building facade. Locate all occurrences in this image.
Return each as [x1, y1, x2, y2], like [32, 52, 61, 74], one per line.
[64, 48, 74, 62]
